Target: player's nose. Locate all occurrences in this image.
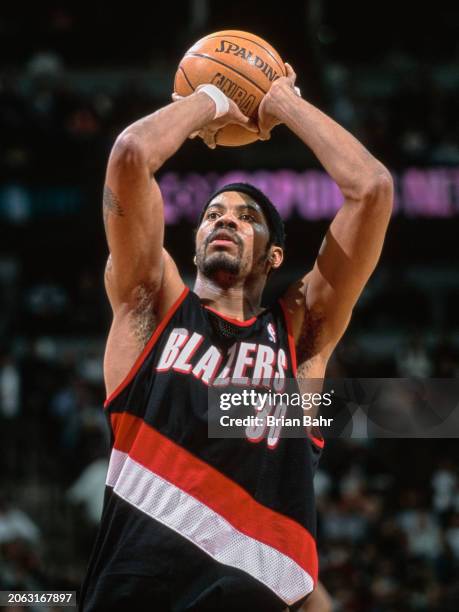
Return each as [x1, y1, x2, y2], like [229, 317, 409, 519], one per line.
[214, 212, 238, 230]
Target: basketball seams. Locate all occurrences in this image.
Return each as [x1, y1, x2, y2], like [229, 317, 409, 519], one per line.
[184, 52, 267, 95]
[200, 34, 286, 76]
[177, 31, 283, 145]
[178, 65, 195, 92]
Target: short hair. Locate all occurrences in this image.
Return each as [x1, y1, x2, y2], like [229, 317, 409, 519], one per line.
[198, 182, 285, 249]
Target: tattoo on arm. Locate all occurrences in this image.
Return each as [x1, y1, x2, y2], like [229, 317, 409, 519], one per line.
[103, 185, 124, 226]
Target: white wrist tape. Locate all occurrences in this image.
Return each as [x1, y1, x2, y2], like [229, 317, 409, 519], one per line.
[198, 84, 230, 118]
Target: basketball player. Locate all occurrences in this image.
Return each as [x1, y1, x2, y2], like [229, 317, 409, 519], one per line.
[79, 64, 392, 611]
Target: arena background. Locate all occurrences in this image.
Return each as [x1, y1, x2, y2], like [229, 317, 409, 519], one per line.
[1, 2, 458, 610]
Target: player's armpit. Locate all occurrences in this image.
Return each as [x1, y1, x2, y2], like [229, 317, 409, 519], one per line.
[105, 247, 185, 323]
[284, 173, 392, 360]
[281, 275, 329, 366]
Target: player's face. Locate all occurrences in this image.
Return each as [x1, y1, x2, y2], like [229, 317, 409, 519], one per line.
[195, 191, 273, 283]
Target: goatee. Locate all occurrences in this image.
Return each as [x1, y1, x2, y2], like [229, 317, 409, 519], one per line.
[199, 252, 241, 278]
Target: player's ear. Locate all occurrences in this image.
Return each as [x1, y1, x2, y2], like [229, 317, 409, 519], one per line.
[269, 245, 283, 270]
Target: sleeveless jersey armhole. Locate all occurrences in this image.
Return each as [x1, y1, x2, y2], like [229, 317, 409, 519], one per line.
[309, 429, 325, 450]
[104, 286, 189, 409]
[278, 298, 297, 376]
[278, 297, 325, 451]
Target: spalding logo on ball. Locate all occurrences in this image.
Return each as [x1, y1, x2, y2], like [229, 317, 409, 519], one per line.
[174, 30, 286, 147]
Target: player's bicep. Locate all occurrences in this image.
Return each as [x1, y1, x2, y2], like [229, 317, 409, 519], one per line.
[103, 135, 165, 301]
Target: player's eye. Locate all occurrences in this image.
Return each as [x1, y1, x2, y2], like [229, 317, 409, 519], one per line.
[206, 211, 220, 220]
[240, 214, 255, 222]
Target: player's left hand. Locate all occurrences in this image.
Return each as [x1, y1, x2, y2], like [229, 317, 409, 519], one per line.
[171, 89, 258, 149]
[258, 62, 301, 141]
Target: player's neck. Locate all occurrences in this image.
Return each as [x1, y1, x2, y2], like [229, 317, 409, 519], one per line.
[193, 274, 264, 321]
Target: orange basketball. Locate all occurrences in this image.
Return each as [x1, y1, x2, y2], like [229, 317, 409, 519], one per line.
[174, 30, 286, 147]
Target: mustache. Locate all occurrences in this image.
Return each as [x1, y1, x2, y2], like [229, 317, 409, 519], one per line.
[205, 229, 242, 248]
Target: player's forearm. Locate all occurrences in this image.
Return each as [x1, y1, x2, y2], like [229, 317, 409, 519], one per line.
[273, 87, 390, 201]
[116, 92, 215, 174]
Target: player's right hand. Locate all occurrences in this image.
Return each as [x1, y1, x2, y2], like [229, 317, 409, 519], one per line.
[258, 62, 300, 141]
[171, 89, 258, 149]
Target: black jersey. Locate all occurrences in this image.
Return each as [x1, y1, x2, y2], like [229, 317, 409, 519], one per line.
[79, 287, 323, 611]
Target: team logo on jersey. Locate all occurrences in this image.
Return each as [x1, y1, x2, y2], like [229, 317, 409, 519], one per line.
[267, 323, 277, 344]
[156, 327, 288, 389]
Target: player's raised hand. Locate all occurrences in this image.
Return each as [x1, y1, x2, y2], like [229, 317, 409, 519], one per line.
[258, 62, 301, 141]
[172, 88, 257, 149]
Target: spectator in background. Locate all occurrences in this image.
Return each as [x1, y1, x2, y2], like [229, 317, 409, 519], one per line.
[67, 458, 108, 526]
[0, 497, 40, 546]
[396, 333, 432, 377]
[431, 460, 459, 515]
[0, 352, 20, 419]
[404, 510, 442, 560]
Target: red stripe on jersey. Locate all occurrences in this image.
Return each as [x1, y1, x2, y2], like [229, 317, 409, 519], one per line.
[278, 299, 297, 376]
[110, 411, 318, 583]
[278, 299, 326, 450]
[309, 433, 325, 449]
[204, 305, 258, 327]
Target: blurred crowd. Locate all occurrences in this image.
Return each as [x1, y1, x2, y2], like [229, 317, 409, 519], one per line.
[316, 440, 459, 611]
[0, 345, 108, 607]
[1, 49, 459, 188]
[0, 60, 150, 185]
[1, 2, 458, 185]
